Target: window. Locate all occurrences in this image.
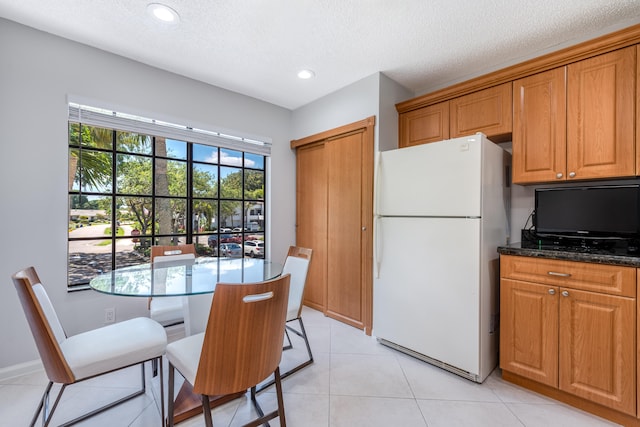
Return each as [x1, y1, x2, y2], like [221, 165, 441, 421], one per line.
[67, 105, 268, 288]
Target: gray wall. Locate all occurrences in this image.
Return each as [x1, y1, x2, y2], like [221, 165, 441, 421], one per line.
[291, 72, 411, 151]
[0, 19, 296, 372]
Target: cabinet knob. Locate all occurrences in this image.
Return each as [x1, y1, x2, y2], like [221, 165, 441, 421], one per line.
[569, 172, 576, 178]
[556, 172, 563, 179]
[548, 289, 556, 295]
[561, 290, 569, 297]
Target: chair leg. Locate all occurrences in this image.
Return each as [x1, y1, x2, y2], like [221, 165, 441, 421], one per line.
[158, 357, 165, 427]
[246, 368, 285, 427]
[283, 328, 293, 351]
[167, 364, 175, 427]
[30, 381, 66, 427]
[274, 367, 287, 427]
[201, 394, 213, 427]
[255, 317, 314, 393]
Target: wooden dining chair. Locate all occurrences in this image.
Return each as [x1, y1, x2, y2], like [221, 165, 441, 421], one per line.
[165, 274, 291, 427]
[12, 266, 167, 427]
[256, 246, 313, 392]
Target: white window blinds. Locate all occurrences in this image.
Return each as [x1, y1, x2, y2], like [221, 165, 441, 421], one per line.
[68, 103, 271, 156]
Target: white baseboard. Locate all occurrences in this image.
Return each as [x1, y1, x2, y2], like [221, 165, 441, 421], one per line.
[0, 359, 43, 382]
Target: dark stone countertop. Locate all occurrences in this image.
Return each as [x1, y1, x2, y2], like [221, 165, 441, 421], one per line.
[498, 242, 640, 268]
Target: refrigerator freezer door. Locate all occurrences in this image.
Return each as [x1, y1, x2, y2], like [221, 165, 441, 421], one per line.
[373, 216, 481, 376]
[376, 135, 483, 217]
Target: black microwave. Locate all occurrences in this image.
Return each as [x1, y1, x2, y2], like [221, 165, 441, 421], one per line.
[534, 184, 640, 240]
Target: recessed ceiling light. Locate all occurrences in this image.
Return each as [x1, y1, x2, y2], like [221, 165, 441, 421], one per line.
[297, 69, 316, 79]
[147, 3, 180, 23]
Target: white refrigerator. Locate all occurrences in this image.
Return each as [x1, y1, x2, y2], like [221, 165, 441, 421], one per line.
[373, 133, 510, 383]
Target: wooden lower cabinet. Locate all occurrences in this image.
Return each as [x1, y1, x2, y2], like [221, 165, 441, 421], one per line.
[500, 255, 637, 421]
[500, 279, 559, 387]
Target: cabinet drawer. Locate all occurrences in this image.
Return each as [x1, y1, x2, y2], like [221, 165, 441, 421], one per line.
[501, 255, 636, 297]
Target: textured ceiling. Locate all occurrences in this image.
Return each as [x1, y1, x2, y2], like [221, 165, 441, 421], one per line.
[1, 0, 640, 110]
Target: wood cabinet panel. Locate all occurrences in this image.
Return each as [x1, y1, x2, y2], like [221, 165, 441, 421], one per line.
[500, 254, 637, 419]
[512, 68, 567, 184]
[296, 143, 327, 312]
[500, 278, 559, 387]
[637, 45, 640, 178]
[500, 255, 636, 297]
[566, 46, 636, 180]
[450, 83, 512, 141]
[559, 287, 636, 415]
[326, 133, 365, 328]
[399, 101, 449, 147]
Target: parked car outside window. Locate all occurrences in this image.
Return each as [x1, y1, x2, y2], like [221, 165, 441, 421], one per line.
[243, 240, 264, 258]
[219, 243, 242, 258]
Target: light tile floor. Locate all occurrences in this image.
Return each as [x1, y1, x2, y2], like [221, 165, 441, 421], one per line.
[0, 307, 621, 426]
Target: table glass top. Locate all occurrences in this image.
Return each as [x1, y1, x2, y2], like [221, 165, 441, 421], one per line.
[89, 257, 282, 297]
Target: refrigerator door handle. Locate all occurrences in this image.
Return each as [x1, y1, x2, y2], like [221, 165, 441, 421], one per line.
[374, 215, 382, 278]
[374, 151, 382, 216]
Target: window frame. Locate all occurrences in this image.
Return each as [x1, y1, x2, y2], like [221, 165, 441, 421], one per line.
[67, 107, 268, 290]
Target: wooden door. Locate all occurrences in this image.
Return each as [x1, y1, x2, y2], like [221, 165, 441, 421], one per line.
[558, 288, 636, 415]
[295, 143, 327, 312]
[450, 82, 512, 142]
[326, 129, 373, 330]
[399, 101, 449, 147]
[500, 278, 559, 387]
[567, 46, 635, 180]
[512, 67, 567, 184]
[291, 117, 374, 334]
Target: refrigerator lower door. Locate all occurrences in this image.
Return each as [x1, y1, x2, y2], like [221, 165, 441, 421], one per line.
[374, 216, 481, 377]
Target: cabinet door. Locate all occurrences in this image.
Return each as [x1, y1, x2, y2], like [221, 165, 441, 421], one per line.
[450, 82, 512, 142]
[296, 143, 327, 312]
[500, 278, 558, 387]
[567, 47, 635, 180]
[559, 288, 636, 415]
[399, 101, 449, 147]
[512, 68, 567, 184]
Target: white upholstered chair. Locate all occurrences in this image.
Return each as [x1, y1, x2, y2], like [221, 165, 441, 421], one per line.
[166, 274, 291, 427]
[256, 246, 313, 392]
[12, 266, 167, 427]
[149, 244, 197, 328]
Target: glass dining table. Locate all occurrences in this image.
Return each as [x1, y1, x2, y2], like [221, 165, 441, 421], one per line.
[89, 256, 283, 424]
[89, 256, 283, 298]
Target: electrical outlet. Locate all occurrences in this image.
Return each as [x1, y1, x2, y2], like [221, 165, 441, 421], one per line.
[104, 307, 115, 324]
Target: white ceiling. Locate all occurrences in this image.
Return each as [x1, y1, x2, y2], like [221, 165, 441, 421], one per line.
[2, 0, 640, 110]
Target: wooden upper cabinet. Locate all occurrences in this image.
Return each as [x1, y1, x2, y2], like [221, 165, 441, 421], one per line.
[398, 101, 449, 147]
[450, 82, 512, 142]
[512, 68, 567, 184]
[637, 45, 640, 176]
[566, 46, 636, 180]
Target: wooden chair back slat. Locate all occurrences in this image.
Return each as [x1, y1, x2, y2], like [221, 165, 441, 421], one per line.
[193, 274, 290, 395]
[12, 267, 75, 384]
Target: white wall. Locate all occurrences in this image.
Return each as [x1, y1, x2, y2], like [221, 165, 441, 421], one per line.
[0, 19, 295, 371]
[291, 72, 411, 151]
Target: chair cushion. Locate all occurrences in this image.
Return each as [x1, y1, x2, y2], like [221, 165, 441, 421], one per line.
[33, 283, 66, 344]
[282, 256, 309, 321]
[165, 332, 204, 386]
[60, 317, 167, 380]
[150, 296, 185, 326]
